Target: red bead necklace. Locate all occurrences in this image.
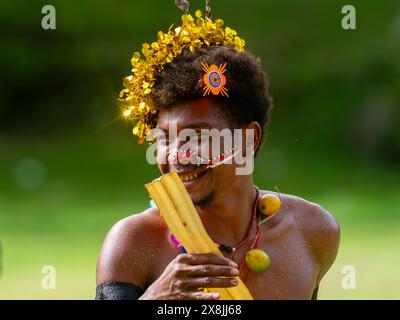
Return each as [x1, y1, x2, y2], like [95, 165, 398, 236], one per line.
[214, 188, 262, 283]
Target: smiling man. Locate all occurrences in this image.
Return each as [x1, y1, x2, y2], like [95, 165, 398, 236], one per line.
[95, 10, 340, 300]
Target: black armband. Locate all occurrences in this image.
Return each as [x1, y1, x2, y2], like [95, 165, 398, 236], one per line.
[95, 281, 145, 300]
[311, 285, 319, 300]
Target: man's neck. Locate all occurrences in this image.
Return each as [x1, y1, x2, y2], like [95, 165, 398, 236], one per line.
[196, 175, 257, 246]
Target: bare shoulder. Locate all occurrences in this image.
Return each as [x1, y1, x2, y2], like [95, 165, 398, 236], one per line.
[96, 207, 167, 288]
[261, 190, 340, 282]
[288, 193, 340, 281]
[278, 193, 339, 235]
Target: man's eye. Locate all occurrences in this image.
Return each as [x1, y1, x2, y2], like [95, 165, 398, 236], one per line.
[184, 132, 199, 141]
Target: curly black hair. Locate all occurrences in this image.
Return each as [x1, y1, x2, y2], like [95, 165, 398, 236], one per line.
[151, 46, 273, 151]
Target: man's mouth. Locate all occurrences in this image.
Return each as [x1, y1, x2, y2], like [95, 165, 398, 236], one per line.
[176, 166, 210, 183]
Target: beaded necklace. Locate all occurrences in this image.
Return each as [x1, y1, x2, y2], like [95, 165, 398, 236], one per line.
[168, 187, 269, 283]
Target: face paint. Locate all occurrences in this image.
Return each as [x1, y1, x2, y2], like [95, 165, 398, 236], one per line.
[173, 145, 239, 169]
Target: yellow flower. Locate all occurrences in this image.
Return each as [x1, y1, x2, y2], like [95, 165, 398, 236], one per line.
[182, 14, 194, 24]
[166, 53, 174, 63]
[157, 31, 165, 41]
[142, 82, 150, 89]
[215, 19, 224, 27]
[139, 102, 146, 110]
[225, 27, 237, 37]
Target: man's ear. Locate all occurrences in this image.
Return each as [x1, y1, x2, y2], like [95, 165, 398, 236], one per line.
[244, 121, 262, 155]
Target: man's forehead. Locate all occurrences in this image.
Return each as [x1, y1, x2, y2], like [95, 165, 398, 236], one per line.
[156, 98, 225, 130]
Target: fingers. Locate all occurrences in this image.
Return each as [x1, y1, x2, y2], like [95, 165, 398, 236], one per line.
[172, 254, 240, 294]
[184, 291, 221, 300]
[178, 253, 238, 268]
[187, 276, 239, 289]
[189, 264, 239, 277]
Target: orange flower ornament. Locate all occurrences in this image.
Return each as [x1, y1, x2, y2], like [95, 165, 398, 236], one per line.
[202, 63, 229, 97]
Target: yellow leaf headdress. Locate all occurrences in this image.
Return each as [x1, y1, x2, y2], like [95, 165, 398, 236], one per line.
[119, 1, 246, 144]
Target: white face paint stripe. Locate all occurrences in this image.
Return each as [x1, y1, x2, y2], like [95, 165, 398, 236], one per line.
[173, 146, 240, 168]
[206, 149, 240, 168]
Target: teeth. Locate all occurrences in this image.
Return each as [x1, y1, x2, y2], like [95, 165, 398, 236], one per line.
[179, 172, 200, 182]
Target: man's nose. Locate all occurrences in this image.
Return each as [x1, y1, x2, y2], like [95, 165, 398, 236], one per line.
[167, 139, 197, 166]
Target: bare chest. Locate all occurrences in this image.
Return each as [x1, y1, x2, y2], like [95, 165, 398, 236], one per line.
[148, 221, 318, 300]
[242, 228, 318, 299]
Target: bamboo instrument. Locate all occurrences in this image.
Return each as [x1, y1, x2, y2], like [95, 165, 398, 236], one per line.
[145, 171, 253, 300]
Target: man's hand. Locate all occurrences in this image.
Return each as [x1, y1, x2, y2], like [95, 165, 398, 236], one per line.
[139, 253, 240, 300]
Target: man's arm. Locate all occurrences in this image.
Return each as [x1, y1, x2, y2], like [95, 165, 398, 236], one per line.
[96, 212, 158, 299]
[299, 200, 340, 298]
[96, 209, 240, 300]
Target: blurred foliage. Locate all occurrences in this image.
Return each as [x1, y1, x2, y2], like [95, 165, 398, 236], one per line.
[0, 0, 400, 299]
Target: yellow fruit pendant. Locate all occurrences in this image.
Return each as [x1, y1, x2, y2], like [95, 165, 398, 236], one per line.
[258, 194, 281, 216]
[245, 249, 271, 272]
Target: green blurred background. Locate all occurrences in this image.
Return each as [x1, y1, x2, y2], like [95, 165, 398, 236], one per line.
[1, 0, 399, 299]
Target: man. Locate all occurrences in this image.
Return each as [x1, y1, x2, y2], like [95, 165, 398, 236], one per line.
[96, 12, 340, 300]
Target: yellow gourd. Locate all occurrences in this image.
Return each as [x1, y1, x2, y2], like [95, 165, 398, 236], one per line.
[258, 194, 281, 216]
